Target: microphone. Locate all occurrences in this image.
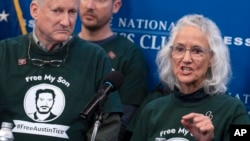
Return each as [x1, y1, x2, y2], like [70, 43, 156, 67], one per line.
[80, 71, 124, 119]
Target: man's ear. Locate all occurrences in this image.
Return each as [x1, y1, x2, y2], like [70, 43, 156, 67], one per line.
[112, 0, 122, 14]
[30, 2, 39, 20]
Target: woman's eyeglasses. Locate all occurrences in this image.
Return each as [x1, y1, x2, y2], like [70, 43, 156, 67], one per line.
[170, 45, 211, 59]
[27, 40, 69, 67]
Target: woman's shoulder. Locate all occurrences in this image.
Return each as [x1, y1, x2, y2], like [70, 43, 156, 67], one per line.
[212, 93, 245, 106]
[144, 94, 172, 110]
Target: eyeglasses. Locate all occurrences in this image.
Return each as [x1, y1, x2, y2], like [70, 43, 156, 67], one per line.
[170, 45, 211, 59]
[27, 40, 69, 67]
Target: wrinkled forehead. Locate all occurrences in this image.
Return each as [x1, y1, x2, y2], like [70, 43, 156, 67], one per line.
[174, 26, 209, 48]
[35, 0, 79, 7]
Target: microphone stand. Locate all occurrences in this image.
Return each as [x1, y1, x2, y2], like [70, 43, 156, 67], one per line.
[90, 98, 105, 141]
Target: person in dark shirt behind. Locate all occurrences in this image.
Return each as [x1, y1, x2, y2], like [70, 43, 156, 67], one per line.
[78, 0, 148, 140]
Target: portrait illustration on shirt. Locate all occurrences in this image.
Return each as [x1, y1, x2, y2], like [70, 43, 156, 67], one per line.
[24, 83, 65, 122]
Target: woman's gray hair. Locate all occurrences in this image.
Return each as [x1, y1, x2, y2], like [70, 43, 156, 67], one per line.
[156, 14, 231, 95]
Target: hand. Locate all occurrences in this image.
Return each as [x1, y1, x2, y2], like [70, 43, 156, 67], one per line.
[181, 113, 214, 141]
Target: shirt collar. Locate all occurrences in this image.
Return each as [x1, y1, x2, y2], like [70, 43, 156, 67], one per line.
[173, 86, 208, 102]
[32, 29, 71, 52]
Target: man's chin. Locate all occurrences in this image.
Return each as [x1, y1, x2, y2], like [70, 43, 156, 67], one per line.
[84, 25, 100, 32]
[55, 34, 72, 42]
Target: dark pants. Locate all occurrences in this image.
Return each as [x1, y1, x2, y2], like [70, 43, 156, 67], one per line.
[119, 104, 138, 141]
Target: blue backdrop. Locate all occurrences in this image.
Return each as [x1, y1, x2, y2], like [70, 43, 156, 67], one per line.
[1, 0, 250, 115]
[110, 0, 250, 115]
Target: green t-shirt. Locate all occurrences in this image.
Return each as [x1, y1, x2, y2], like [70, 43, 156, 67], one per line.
[130, 89, 250, 141]
[127, 89, 166, 132]
[95, 35, 148, 105]
[0, 34, 122, 141]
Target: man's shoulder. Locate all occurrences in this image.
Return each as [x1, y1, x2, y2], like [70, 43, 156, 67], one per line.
[71, 35, 101, 47]
[71, 35, 106, 52]
[112, 35, 138, 47]
[0, 34, 29, 45]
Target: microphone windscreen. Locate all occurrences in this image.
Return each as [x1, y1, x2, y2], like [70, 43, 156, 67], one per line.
[104, 71, 124, 91]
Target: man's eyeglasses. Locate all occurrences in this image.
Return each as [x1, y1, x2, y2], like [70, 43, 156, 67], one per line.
[27, 41, 69, 67]
[170, 45, 211, 59]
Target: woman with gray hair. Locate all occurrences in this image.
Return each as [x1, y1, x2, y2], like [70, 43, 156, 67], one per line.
[130, 14, 250, 141]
